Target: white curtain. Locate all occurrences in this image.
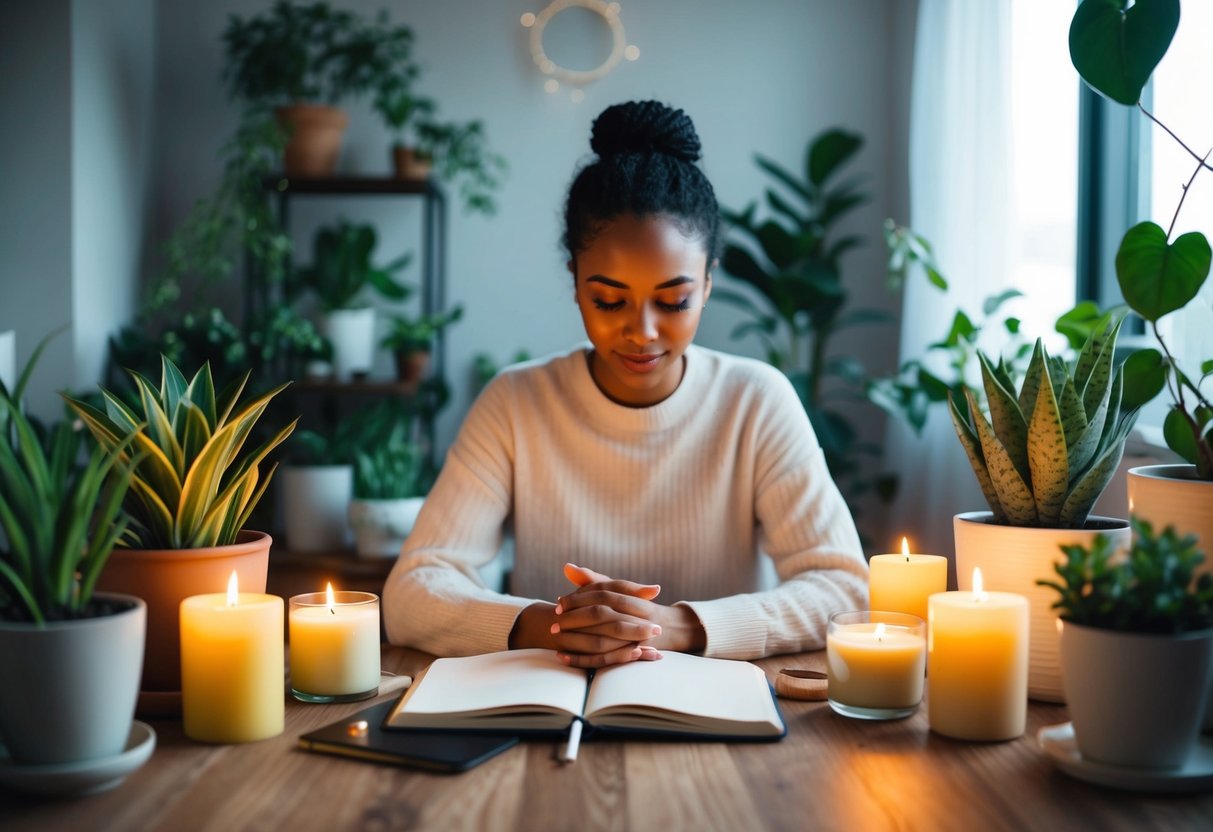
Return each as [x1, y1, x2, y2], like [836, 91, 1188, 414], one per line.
[883, 0, 1014, 572]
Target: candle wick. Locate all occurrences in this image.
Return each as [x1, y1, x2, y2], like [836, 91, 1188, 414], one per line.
[330, 607, 335, 615]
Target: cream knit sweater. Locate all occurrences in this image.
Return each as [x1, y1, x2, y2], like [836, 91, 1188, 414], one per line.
[383, 344, 868, 659]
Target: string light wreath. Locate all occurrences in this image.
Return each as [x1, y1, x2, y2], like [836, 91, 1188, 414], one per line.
[521, 0, 639, 102]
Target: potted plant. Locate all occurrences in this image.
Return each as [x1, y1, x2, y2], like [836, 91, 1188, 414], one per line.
[1068, 0, 1213, 563]
[297, 220, 411, 380]
[348, 411, 426, 558]
[1040, 518, 1213, 767]
[64, 357, 296, 710]
[280, 415, 364, 554]
[0, 336, 149, 772]
[380, 306, 463, 384]
[222, 1, 416, 176]
[949, 315, 1138, 701]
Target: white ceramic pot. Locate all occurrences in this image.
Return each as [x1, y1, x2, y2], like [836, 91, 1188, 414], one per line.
[1059, 620, 1213, 768]
[953, 512, 1131, 703]
[281, 465, 353, 553]
[0, 593, 145, 764]
[323, 307, 376, 381]
[349, 496, 424, 558]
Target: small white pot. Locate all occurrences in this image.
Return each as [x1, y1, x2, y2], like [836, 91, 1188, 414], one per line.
[953, 511, 1130, 703]
[323, 307, 376, 381]
[0, 593, 146, 765]
[281, 465, 353, 553]
[1060, 620, 1213, 768]
[349, 497, 424, 558]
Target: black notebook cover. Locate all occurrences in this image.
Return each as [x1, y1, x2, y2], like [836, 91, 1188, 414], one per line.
[297, 699, 519, 773]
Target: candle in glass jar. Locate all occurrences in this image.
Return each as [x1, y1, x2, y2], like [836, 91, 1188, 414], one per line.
[928, 568, 1029, 741]
[289, 584, 380, 702]
[180, 571, 284, 743]
[826, 611, 926, 720]
[869, 537, 948, 623]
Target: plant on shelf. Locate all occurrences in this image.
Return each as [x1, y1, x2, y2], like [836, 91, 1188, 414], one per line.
[380, 306, 463, 383]
[349, 406, 428, 558]
[353, 421, 424, 501]
[1039, 517, 1213, 768]
[715, 127, 897, 512]
[0, 333, 148, 770]
[1069, 0, 1211, 479]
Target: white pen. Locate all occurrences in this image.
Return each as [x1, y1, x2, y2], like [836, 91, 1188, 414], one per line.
[560, 718, 583, 764]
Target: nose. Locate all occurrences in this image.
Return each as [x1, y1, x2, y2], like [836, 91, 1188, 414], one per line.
[623, 303, 658, 345]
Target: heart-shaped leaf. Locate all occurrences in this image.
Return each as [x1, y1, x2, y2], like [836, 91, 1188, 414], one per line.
[1115, 222, 1211, 321]
[1120, 347, 1168, 409]
[1069, 0, 1179, 106]
[807, 129, 862, 188]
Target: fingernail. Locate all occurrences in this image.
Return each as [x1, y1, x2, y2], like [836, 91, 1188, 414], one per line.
[550, 623, 560, 634]
[554, 603, 563, 615]
[652, 626, 662, 636]
[630, 648, 641, 659]
[559, 654, 571, 665]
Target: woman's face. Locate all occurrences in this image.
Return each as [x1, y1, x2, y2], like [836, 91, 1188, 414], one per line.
[572, 214, 712, 407]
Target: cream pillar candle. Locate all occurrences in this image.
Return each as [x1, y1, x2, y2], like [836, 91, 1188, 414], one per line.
[869, 537, 948, 623]
[289, 584, 381, 703]
[180, 571, 284, 743]
[827, 611, 926, 720]
[927, 568, 1029, 741]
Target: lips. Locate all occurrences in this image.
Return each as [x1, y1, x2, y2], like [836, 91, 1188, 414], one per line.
[616, 352, 665, 374]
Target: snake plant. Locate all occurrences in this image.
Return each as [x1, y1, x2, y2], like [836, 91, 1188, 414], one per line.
[0, 334, 139, 624]
[66, 357, 297, 549]
[949, 316, 1138, 529]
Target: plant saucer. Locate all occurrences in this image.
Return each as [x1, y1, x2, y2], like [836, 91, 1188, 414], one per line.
[0, 721, 156, 797]
[1038, 722, 1213, 793]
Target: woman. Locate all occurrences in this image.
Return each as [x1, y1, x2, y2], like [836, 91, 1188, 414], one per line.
[384, 100, 867, 668]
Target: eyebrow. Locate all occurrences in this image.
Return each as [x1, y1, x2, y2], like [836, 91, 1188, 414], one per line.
[586, 275, 695, 290]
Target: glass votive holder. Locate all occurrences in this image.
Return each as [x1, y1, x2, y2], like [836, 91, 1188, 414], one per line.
[288, 591, 381, 703]
[827, 610, 927, 720]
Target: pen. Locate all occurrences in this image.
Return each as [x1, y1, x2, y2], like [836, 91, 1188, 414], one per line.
[560, 719, 583, 764]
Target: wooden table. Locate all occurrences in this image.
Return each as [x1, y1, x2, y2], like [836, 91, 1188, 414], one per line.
[4, 648, 1211, 831]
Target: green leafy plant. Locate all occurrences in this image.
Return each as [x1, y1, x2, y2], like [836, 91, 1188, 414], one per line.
[353, 415, 424, 500]
[950, 316, 1138, 528]
[1069, 0, 1212, 478]
[472, 349, 532, 394]
[298, 221, 412, 312]
[65, 357, 297, 550]
[1039, 517, 1213, 633]
[380, 306, 464, 356]
[0, 335, 140, 624]
[716, 127, 897, 506]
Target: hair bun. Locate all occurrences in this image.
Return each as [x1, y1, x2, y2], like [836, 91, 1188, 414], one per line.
[590, 101, 701, 163]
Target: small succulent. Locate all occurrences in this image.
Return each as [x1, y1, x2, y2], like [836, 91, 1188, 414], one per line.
[1038, 517, 1213, 634]
[66, 357, 297, 549]
[950, 315, 1137, 528]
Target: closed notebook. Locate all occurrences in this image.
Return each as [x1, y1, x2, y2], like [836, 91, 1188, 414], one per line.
[384, 648, 786, 740]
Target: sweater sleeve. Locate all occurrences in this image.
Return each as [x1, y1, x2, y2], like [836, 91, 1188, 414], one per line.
[680, 371, 869, 659]
[382, 376, 538, 656]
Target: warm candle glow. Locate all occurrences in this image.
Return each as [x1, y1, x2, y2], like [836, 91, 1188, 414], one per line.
[973, 568, 987, 602]
[226, 571, 238, 607]
[326, 582, 336, 614]
[874, 622, 887, 642]
[901, 537, 911, 560]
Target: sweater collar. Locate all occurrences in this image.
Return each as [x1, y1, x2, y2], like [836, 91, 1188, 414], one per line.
[565, 343, 707, 434]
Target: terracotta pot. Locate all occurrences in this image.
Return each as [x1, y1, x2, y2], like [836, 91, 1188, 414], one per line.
[0, 593, 145, 765]
[95, 531, 272, 707]
[393, 349, 431, 384]
[392, 145, 433, 180]
[275, 104, 348, 176]
[953, 512, 1130, 703]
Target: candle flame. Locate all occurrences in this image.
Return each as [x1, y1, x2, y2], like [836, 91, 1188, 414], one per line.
[226, 571, 238, 607]
[326, 581, 336, 614]
[973, 567, 988, 602]
[901, 537, 911, 560]
[874, 622, 886, 642]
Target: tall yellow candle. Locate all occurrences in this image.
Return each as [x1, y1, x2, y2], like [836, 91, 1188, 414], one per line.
[827, 611, 926, 720]
[289, 585, 381, 703]
[869, 537, 948, 623]
[927, 568, 1028, 741]
[180, 572, 284, 743]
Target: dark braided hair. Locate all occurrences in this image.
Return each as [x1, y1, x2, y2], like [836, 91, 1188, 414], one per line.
[562, 100, 721, 269]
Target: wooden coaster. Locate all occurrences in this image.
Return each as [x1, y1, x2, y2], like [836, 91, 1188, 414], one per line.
[775, 672, 828, 701]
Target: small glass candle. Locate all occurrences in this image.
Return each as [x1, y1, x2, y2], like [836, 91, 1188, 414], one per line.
[827, 610, 926, 720]
[289, 586, 381, 703]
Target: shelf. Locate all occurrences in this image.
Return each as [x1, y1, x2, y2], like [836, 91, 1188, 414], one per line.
[263, 175, 441, 196]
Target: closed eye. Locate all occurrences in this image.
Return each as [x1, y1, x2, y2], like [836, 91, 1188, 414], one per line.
[592, 298, 625, 311]
[658, 298, 691, 312]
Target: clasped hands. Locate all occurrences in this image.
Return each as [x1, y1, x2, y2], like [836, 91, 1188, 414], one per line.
[509, 563, 706, 668]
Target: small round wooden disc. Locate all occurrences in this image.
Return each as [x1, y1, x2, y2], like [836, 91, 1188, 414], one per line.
[775, 672, 828, 701]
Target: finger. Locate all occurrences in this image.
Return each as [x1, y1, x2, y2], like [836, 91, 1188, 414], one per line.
[563, 562, 601, 587]
[557, 589, 655, 619]
[559, 644, 644, 669]
[638, 646, 663, 661]
[564, 564, 661, 600]
[551, 631, 635, 655]
[553, 614, 662, 643]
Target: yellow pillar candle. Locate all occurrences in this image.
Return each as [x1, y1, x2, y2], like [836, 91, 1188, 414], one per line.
[289, 585, 381, 703]
[869, 537, 948, 623]
[826, 611, 926, 719]
[180, 572, 284, 743]
[928, 568, 1029, 741]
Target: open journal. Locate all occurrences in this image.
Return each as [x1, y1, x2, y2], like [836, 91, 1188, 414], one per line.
[385, 648, 786, 740]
